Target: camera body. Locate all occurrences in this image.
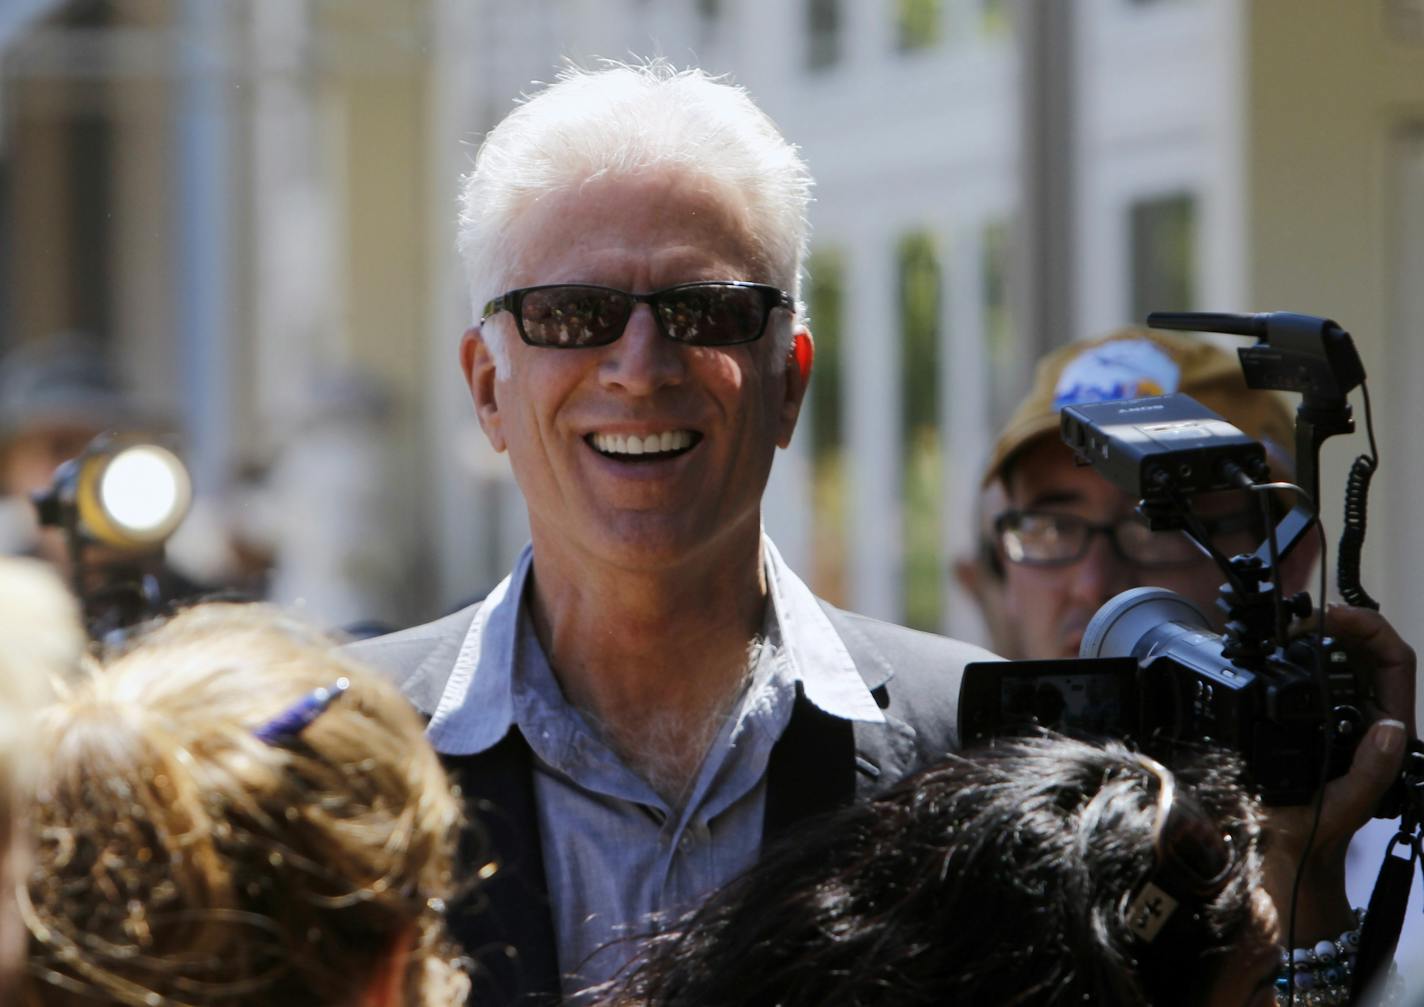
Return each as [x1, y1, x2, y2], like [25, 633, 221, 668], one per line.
[959, 586, 1367, 805]
[959, 313, 1378, 805]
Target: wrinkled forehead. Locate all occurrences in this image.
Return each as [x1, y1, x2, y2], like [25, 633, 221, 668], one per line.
[502, 167, 773, 288]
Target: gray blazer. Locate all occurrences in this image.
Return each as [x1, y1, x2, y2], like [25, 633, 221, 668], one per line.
[349, 599, 993, 1005]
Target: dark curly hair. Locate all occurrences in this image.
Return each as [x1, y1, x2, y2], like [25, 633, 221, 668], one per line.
[605, 734, 1267, 1007]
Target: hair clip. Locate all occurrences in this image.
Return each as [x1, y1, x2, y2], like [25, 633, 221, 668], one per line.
[254, 678, 350, 745]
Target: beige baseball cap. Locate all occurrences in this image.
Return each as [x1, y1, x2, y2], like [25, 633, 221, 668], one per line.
[983, 327, 1295, 488]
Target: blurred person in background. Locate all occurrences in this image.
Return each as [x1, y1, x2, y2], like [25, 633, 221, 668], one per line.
[20, 604, 468, 1007]
[261, 369, 407, 636]
[0, 557, 78, 998]
[0, 332, 141, 566]
[0, 332, 214, 633]
[979, 328, 1312, 663]
[350, 60, 993, 1004]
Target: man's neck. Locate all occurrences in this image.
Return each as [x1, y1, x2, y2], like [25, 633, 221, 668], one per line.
[524, 533, 769, 804]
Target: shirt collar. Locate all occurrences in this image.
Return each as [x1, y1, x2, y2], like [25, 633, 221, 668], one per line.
[425, 536, 883, 756]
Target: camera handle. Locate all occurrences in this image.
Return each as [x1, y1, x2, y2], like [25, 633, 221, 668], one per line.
[1353, 742, 1424, 1002]
[1148, 311, 1380, 612]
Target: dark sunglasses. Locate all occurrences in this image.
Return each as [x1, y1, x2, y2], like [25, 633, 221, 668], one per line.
[1124, 754, 1235, 943]
[481, 281, 794, 349]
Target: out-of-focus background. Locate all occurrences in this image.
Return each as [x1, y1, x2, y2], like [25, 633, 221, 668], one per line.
[2, 0, 1423, 652]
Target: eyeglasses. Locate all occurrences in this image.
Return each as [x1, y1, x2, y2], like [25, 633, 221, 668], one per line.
[481, 281, 794, 349]
[1124, 754, 1235, 943]
[993, 509, 1257, 569]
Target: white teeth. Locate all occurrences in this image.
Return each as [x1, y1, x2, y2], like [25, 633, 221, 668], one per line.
[591, 431, 695, 456]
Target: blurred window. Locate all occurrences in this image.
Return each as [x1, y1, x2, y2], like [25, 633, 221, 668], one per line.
[1130, 192, 1197, 322]
[896, 0, 943, 51]
[982, 217, 1018, 429]
[897, 231, 944, 631]
[980, 0, 1011, 36]
[806, 0, 841, 70]
[696, 0, 722, 19]
[806, 249, 847, 605]
[0, 159, 7, 351]
[1389, 0, 1424, 40]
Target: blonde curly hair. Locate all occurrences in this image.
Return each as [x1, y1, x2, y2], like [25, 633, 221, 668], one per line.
[0, 558, 76, 996]
[21, 603, 470, 1007]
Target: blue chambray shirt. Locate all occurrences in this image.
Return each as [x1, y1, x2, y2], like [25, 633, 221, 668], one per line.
[425, 537, 885, 1000]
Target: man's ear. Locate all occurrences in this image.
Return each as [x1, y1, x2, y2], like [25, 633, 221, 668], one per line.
[777, 328, 814, 449]
[460, 327, 507, 454]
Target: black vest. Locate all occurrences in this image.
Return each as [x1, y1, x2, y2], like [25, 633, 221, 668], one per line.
[444, 687, 859, 1005]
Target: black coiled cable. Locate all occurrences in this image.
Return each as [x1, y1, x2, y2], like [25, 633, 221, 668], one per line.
[1337, 382, 1380, 610]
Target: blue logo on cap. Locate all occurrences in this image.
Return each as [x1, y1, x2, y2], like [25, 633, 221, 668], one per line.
[1052, 339, 1181, 410]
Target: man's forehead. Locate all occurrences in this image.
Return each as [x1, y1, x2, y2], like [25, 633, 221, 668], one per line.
[1004, 438, 1133, 512]
[1005, 436, 1256, 519]
[505, 168, 765, 285]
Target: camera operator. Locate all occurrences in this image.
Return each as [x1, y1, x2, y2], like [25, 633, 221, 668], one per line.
[0, 333, 138, 568]
[970, 328, 1419, 1001]
[0, 333, 211, 633]
[977, 328, 1312, 661]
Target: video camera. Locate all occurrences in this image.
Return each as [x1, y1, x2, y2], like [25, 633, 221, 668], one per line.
[958, 312, 1405, 806]
[30, 433, 193, 640]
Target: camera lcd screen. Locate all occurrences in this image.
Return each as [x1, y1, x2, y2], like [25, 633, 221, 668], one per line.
[999, 672, 1126, 734]
[959, 658, 1138, 746]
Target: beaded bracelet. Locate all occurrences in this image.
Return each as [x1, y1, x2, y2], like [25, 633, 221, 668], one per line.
[1272, 909, 1363, 1007]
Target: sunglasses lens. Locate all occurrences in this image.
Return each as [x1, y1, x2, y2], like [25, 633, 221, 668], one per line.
[657, 284, 766, 345]
[520, 286, 631, 347]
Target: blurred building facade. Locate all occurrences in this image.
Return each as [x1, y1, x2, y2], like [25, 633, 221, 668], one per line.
[1, 0, 1422, 655]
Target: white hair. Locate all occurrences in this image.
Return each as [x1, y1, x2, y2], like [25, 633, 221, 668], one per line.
[457, 60, 814, 371]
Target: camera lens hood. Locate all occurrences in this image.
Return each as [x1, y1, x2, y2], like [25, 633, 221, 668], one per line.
[1080, 586, 1212, 660]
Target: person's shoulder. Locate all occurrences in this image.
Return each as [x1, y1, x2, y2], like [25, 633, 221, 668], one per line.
[343, 602, 483, 715]
[819, 601, 1000, 764]
[820, 601, 999, 684]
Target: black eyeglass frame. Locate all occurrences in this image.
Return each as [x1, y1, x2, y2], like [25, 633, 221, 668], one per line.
[993, 508, 1258, 570]
[480, 281, 795, 349]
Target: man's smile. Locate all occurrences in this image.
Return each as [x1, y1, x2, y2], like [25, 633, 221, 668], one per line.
[586, 429, 702, 461]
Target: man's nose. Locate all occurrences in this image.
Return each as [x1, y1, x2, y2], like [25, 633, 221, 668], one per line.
[1071, 534, 1138, 608]
[598, 305, 686, 394]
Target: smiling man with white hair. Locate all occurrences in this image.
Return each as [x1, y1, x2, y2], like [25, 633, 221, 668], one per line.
[351, 61, 992, 1005]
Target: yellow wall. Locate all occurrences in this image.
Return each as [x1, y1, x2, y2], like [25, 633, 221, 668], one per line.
[1248, 2, 1424, 722]
[1248, 0, 1424, 340]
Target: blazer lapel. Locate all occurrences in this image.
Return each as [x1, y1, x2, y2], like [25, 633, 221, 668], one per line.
[819, 604, 919, 797]
[444, 731, 562, 1006]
